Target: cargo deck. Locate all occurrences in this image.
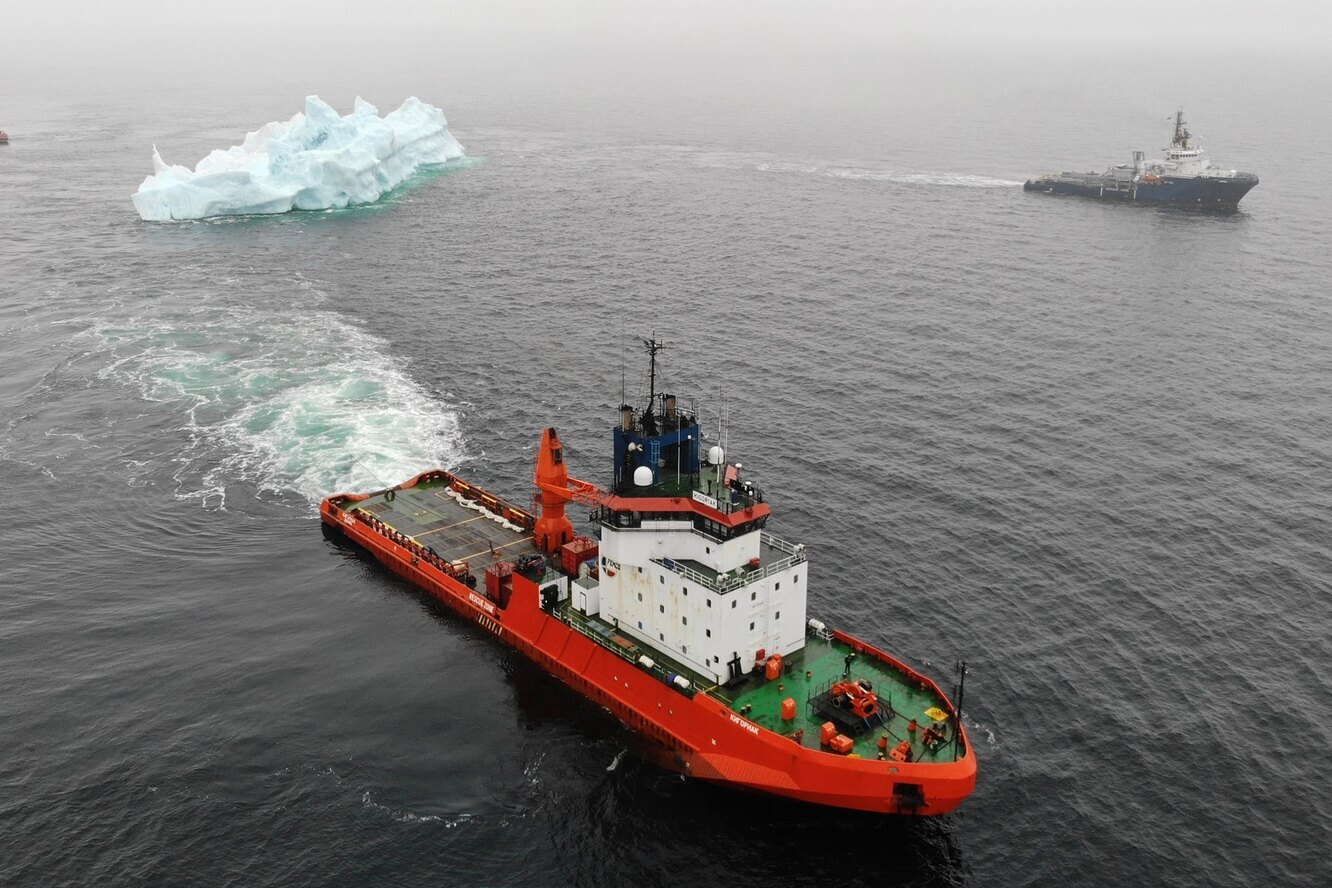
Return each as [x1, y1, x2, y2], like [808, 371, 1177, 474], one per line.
[341, 473, 532, 578]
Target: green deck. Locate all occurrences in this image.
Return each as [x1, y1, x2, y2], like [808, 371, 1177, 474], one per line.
[556, 603, 960, 764]
[710, 635, 961, 762]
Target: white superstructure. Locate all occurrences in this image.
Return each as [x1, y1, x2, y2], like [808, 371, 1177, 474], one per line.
[592, 510, 808, 684]
[566, 337, 810, 685]
[1134, 109, 1245, 180]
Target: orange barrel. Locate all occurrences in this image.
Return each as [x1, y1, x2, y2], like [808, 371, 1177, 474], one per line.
[820, 721, 836, 745]
[781, 698, 797, 721]
[877, 735, 889, 752]
[908, 718, 918, 733]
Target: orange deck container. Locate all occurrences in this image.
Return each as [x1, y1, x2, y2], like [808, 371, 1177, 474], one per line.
[560, 537, 598, 577]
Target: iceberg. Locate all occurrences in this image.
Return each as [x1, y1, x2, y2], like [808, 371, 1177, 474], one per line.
[132, 96, 465, 221]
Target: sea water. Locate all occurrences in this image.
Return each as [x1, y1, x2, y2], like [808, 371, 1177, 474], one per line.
[1, 48, 1329, 886]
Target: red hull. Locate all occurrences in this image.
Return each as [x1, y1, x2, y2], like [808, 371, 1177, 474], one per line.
[321, 475, 977, 816]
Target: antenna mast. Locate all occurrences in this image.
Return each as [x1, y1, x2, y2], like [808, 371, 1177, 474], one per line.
[642, 335, 664, 413]
[1173, 108, 1190, 148]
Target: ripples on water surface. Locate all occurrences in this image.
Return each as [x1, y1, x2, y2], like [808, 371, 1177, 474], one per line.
[2, 51, 1330, 886]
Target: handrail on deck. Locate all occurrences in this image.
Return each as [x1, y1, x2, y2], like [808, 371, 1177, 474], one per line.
[557, 608, 699, 699]
[652, 536, 806, 593]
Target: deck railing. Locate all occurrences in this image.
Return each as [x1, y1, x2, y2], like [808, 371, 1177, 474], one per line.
[556, 607, 699, 699]
[560, 609, 638, 664]
[761, 531, 804, 556]
[652, 536, 806, 593]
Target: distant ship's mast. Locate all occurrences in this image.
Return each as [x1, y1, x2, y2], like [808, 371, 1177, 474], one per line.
[1172, 108, 1191, 149]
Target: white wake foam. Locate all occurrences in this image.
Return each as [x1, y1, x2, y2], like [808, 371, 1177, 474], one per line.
[133, 96, 465, 221]
[85, 287, 462, 510]
[757, 161, 1022, 188]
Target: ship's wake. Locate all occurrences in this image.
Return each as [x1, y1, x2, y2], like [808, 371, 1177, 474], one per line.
[76, 273, 462, 511]
[756, 161, 1022, 189]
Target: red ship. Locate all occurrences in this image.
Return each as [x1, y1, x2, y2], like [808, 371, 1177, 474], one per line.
[321, 339, 977, 814]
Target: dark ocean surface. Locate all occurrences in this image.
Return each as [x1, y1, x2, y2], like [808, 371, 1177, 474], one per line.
[3, 48, 1331, 886]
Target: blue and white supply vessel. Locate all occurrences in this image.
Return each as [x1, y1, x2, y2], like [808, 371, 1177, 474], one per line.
[1023, 110, 1258, 208]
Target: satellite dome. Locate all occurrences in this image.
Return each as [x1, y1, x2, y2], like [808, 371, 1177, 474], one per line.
[633, 466, 654, 487]
[707, 445, 725, 465]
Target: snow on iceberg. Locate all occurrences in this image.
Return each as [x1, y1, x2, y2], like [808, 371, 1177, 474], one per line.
[132, 96, 465, 221]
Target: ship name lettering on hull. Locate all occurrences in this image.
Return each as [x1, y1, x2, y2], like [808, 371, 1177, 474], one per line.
[468, 591, 496, 615]
[729, 714, 759, 735]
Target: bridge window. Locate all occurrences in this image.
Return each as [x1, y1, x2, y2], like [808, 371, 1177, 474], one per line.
[731, 601, 736, 609]
[775, 611, 781, 620]
[682, 616, 688, 625]
[749, 621, 755, 631]
[706, 629, 711, 638]
[659, 605, 664, 613]
[637, 593, 642, 601]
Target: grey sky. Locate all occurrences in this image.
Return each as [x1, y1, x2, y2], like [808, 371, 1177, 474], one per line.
[7, 0, 1329, 69]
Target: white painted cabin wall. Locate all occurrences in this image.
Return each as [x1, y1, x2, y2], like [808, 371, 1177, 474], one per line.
[598, 522, 808, 684]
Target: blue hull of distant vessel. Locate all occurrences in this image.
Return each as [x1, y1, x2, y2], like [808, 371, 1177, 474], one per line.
[1023, 173, 1259, 207]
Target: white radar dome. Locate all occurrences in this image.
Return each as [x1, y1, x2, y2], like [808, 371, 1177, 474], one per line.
[707, 445, 725, 465]
[633, 466, 654, 487]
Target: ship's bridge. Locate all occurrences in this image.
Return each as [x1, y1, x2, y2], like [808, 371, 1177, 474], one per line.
[1162, 145, 1210, 176]
[575, 337, 808, 685]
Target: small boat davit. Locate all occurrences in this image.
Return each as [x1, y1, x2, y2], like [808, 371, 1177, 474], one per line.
[1024, 109, 1258, 208]
[320, 339, 977, 815]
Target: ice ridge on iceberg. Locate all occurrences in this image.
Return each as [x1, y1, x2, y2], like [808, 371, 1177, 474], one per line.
[132, 96, 465, 221]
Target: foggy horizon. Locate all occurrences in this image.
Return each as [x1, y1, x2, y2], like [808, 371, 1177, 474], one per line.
[7, 0, 1331, 73]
